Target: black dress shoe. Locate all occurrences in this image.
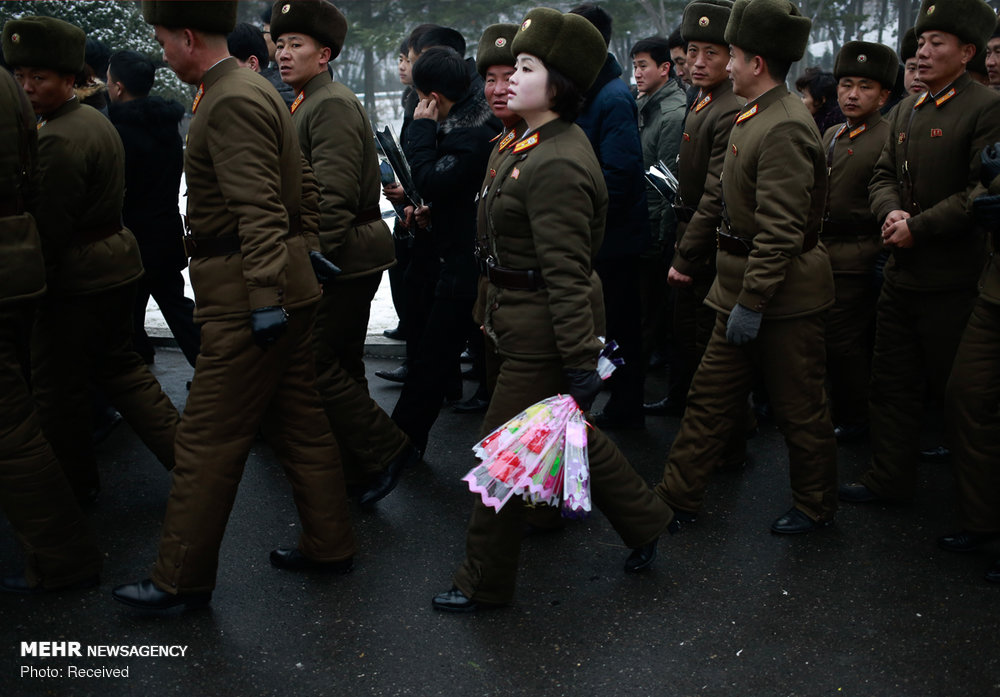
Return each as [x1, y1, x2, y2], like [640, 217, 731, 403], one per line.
[112, 579, 211, 610]
[383, 327, 406, 341]
[937, 530, 1000, 553]
[770, 507, 833, 534]
[359, 445, 421, 508]
[431, 587, 502, 613]
[986, 559, 1000, 584]
[1, 574, 99, 595]
[453, 396, 489, 414]
[920, 445, 951, 463]
[269, 548, 353, 573]
[642, 396, 685, 416]
[834, 422, 868, 442]
[838, 482, 881, 503]
[624, 538, 658, 573]
[374, 364, 408, 383]
[667, 509, 697, 534]
[590, 410, 645, 430]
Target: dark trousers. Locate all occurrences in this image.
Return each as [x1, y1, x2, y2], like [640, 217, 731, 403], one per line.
[314, 274, 409, 484]
[862, 281, 976, 499]
[0, 304, 101, 588]
[595, 255, 644, 417]
[152, 306, 356, 594]
[825, 274, 878, 427]
[638, 243, 673, 365]
[387, 223, 412, 334]
[671, 271, 716, 402]
[657, 313, 837, 521]
[452, 353, 672, 605]
[945, 297, 1000, 532]
[132, 266, 200, 368]
[402, 250, 439, 365]
[32, 284, 179, 498]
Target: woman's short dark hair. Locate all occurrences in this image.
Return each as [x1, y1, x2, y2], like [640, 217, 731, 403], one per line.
[545, 61, 585, 122]
[795, 66, 836, 105]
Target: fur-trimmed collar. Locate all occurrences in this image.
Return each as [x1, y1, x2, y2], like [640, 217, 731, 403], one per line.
[440, 85, 495, 135]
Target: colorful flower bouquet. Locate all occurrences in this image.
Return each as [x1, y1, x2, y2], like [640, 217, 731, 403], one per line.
[462, 342, 622, 519]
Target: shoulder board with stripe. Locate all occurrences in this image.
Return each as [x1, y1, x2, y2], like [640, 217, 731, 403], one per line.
[694, 92, 713, 113]
[735, 104, 758, 125]
[935, 87, 956, 108]
[914, 92, 929, 109]
[848, 123, 867, 139]
[498, 130, 518, 151]
[512, 132, 539, 154]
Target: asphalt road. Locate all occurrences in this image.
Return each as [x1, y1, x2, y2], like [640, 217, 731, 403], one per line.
[2, 345, 998, 697]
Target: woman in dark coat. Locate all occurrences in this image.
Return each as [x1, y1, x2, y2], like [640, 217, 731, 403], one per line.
[432, 8, 674, 613]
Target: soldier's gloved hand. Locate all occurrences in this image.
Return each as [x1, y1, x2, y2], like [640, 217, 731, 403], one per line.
[972, 194, 1000, 228]
[726, 304, 762, 346]
[980, 143, 1000, 188]
[251, 306, 288, 349]
[308, 250, 341, 284]
[563, 368, 603, 413]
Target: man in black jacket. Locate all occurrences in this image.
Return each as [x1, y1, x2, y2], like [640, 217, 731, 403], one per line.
[107, 50, 199, 367]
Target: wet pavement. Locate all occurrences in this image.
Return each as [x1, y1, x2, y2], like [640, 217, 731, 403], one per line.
[2, 344, 998, 697]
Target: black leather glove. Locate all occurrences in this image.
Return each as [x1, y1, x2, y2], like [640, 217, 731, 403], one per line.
[309, 250, 342, 284]
[972, 194, 1000, 228]
[250, 306, 288, 349]
[563, 368, 603, 413]
[725, 303, 762, 346]
[981, 143, 1000, 188]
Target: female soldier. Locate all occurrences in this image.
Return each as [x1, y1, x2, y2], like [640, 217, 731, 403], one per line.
[433, 8, 674, 613]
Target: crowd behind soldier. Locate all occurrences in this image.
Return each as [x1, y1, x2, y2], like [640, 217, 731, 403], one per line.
[1, 0, 999, 608]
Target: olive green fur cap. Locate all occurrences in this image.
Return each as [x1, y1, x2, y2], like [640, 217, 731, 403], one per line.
[724, 0, 812, 63]
[510, 7, 607, 92]
[2, 16, 84, 74]
[270, 0, 348, 60]
[142, 1, 237, 35]
[993, 15, 1000, 39]
[681, 0, 734, 45]
[900, 27, 918, 61]
[834, 41, 899, 89]
[476, 23, 518, 78]
[914, 0, 996, 54]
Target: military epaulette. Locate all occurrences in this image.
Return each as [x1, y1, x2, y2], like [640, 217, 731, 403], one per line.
[848, 123, 867, 139]
[833, 124, 848, 140]
[693, 92, 713, 113]
[914, 92, 928, 109]
[498, 130, 518, 151]
[490, 132, 502, 143]
[192, 83, 205, 114]
[290, 91, 305, 114]
[735, 104, 758, 125]
[934, 87, 956, 108]
[512, 132, 539, 154]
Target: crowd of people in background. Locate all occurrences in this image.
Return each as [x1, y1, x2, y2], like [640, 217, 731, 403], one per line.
[1, 0, 1000, 615]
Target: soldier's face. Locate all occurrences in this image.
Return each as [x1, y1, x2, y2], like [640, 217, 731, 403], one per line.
[632, 52, 670, 95]
[508, 53, 552, 117]
[12, 66, 74, 115]
[836, 77, 888, 124]
[484, 65, 517, 124]
[726, 46, 754, 98]
[275, 33, 331, 93]
[903, 58, 925, 94]
[154, 26, 197, 85]
[915, 31, 976, 92]
[985, 37, 1000, 87]
[686, 41, 729, 89]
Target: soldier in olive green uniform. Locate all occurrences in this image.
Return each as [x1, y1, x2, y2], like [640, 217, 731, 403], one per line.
[3, 17, 179, 503]
[656, 0, 838, 534]
[270, 0, 418, 503]
[434, 9, 673, 613]
[821, 42, 897, 441]
[0, 65, 101, 595]
[113, 1, 355, 611]
[840, 0, 1000, 505]
[939, 152, 1000, 583]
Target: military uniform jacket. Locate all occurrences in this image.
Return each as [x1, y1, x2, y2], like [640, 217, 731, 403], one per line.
[479, 118, 608, 370]
[292, 72, 394, 281]
[184, 58, 320, 321]
[869, 72, 1000, 291]
[34, 98, 143, 297]
[709, 85, 833, 318]
[673, 82, 743, 277]
[637, 79, 687, 242]
[0, 68, 44, 305]
[822, 111, 889, 275]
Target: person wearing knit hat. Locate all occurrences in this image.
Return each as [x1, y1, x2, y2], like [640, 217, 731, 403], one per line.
[839, 0, 1000, 509]
[269, 0, 419, 512]
[114, 0, 356, 612]
[820, 41, 897, 444]
[985, 17, 1000, 89]
[433, 7, 673, 613]
[3, 16, 180, 512]
[656, 0, 840, 534]
[899, 27, 926, 95]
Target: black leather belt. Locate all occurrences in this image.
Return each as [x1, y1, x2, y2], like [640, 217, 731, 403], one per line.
[718, 223, 818, 256]
[822, 219, 879, 239]
[485, 259, 546, 290]
[353, 205, 382, 226]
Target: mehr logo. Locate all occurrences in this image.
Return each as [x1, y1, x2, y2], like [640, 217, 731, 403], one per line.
[22, 642, 82, 657]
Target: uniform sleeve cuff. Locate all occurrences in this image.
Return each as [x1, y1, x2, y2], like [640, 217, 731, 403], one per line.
[248, 287, 285, 310]
[736, 289, 769, 314]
